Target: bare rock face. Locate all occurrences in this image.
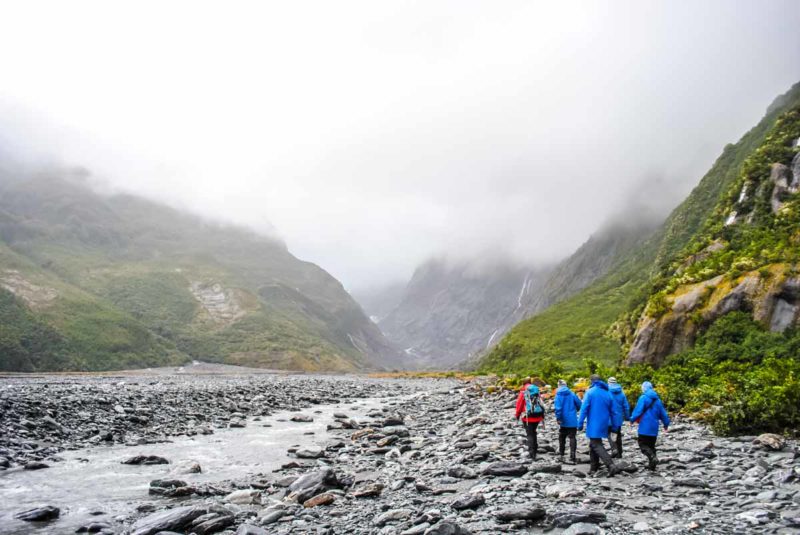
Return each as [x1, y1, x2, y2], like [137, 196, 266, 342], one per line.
[0, 270, 58, 309]
[627, 271, 800, 366]
[770, 163, 793, 213]
[189, 281, 246, 324]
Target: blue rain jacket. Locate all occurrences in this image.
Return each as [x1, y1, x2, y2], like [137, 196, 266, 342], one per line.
[630, 386, 670, 437]
[578, 380, 620, 439]
[608, 383, 631, 431]
[553, 386, 581, 428]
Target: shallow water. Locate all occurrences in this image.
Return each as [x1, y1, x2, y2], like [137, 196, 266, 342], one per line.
[0, 397, 384, 534]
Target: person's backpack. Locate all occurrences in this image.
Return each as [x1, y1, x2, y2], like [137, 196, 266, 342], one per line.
[524, 384, 544, 417]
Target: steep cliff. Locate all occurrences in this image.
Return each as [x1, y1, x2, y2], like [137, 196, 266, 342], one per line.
[627, 88, 800, 366]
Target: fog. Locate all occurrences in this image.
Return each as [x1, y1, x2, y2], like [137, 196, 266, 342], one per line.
[1, 1, 799, 290]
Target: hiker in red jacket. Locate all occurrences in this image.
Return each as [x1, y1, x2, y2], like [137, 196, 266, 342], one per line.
[515, 377, 546, 461]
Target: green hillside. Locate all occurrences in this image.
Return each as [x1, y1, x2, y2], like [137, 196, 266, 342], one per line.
[0, 170, 397, 372]
[481, 81, 800, 374]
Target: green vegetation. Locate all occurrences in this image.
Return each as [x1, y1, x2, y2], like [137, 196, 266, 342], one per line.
[481, 82, 800, 435]
[0, 172, 388, 372]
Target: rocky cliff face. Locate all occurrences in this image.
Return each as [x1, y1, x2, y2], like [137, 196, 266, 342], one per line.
[376, 258, 550, 368]
[626, 95, 800, 366]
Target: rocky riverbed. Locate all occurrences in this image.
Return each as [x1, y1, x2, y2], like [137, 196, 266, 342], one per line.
[1, 370, 798, 534]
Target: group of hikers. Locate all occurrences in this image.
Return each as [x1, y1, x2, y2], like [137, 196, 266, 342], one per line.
[514, 374, 670, 476]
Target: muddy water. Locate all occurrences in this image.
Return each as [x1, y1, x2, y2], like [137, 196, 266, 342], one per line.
[0, 397, 384, 534]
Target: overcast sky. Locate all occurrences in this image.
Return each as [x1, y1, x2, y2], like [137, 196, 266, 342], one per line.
[1, 1, 799, 290]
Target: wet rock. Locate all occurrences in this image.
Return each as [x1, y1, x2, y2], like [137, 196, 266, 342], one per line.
[75, 521, 114, 533]
[529, 462, 561, 474]
[495, 506, 547, 522]
[224, 489, 261, 504]
[545, 483, 586, 499]
[122, 455, 169, 465]
[374, 508, 413, 527]
[753, 433, 785, 451]
[451, 492, 485, 510]
[236, 524, 269, 535]
[23, 461, 49, 470]
[562, 523, 603, 535]
[352, 482, 384, 498]
[171, 460, 202, 474]
[14, 505, 60, 521]
[303, 492, 335, 507]
[481, 461, 528, 477]
[288, 467, 340, 502]
[737, 509, 774, 525]
[424, 521, 473, 534]
[295, 446, 325, 459]
[446, 465, 476, 479]
[193, 514, 233, 535]
[551, 510, 605, 527]
[130, 505, 207, 535]
[673, 477, 709, 488]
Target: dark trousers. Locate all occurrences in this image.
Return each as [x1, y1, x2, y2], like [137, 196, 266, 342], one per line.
[589, 438, 614, 471]
[638, 435, 658, 469]
[524, 421, 539, 459]
[608, 428, 623, 458]
[558, 427, 577, 459]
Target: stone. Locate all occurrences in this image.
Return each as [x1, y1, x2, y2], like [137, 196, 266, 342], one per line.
[495, 507, 547, 522]
[23, 461, 49, 470]
[481, 461, 528, 477]
[545, 483, 586, 499]
[122, 455, 169, 465]
[374, 508, 413, 527]
[424, 521, 473, 534]
[352, 482, 384, 498]
[258, 509, 287, 525]
[674, 477, 709, 488]
[303, 492, 335, 507]
[14, 506, 60, 522]
[529, 462, 561, 474]
[193, 515, 233, 535]
[224, 489, 261, 504]
[632, 522, 650, 532]
[451, 493, 485, 510]
[236, 525, 269, 535]
[130, 506, 207, 535]
[446, 465, 476, 479]
[288, 467, 340, 502]
[76, 521, 114, 533]
[736, 509, 774, 525]
[291, 414, 313, 423]
[551, 510, 605, 527]
[753, 433, 785, 451]
[563, 523, 603, 535]
[171, 460, 202, 474]
[295, 446, 325, 459]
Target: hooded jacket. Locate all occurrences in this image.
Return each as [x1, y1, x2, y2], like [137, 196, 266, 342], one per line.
[578, 380, 620, 439]
[630, 383, 670, 437]
[608, 383, 631, 430]
[554, 386, 581, 428]
[515, 384, 545, 424]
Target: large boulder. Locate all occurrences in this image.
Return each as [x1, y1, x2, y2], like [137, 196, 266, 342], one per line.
[130, 506, 207, 535]
[481, 461, 528, 477]
[288, 467, 340, 502]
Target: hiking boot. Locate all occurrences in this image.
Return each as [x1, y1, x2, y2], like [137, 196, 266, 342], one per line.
[568, 455, 577, 465]
[647, 455, 658, 471]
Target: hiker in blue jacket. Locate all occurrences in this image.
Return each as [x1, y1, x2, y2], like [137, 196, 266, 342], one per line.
[607, 377, 630, 458]
[554, 379, 582, 463]
[630, 381, 670, 471]
[578, 374, 622, 476]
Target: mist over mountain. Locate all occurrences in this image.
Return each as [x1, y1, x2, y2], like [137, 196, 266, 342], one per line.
[0, 165, 400, 372]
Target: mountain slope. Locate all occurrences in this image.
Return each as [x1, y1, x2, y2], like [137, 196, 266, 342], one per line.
[0, 168, 398, 372]
[377, 258, 550, 368]
[480, 81, 800, 373]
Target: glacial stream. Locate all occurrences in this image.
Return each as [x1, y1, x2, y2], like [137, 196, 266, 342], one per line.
[0, 396, 385, 534]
